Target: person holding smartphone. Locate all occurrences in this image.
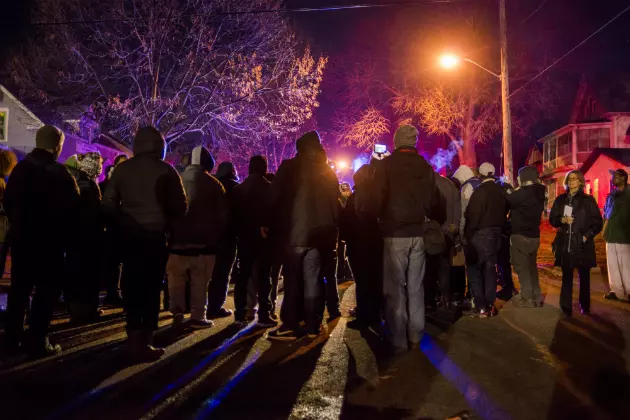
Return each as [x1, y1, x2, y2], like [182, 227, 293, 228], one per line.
[549, 170, 602, 317]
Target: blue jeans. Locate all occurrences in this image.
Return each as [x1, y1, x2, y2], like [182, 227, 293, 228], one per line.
[466, 227, 501, 309]
[383, 237, 426, 348]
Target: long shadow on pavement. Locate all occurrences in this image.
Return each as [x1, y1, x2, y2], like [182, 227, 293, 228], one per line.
[547, 313, 630, 419]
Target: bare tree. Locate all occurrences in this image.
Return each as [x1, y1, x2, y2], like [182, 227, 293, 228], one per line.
[6, 0, 326, 161]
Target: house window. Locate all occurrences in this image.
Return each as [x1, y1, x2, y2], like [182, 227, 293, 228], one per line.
[0, 108, 8, 142]
[577, 128, 610, 162]
[543, 137, 557, 171]
[557, 133, 572, 166]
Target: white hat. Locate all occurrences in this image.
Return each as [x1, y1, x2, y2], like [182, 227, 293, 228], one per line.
[479, 162, 496, 177]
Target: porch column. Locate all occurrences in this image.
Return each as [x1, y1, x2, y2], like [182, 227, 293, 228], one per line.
[572, 127, 577, 165]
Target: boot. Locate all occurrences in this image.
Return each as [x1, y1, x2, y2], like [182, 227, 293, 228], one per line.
[127, 329, 166, 363]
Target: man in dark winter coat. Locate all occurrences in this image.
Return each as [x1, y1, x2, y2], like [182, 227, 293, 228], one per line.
[496, 177, 516, 300]
[342, 164, 383, 329]
[168, 145, 227, 329]
[233, 155, 277, 327]
[267, 131, 340, 340]
[207, 161, 240, 318]
[506, 166, 546, 307]
[103, 126, 187, 361]
[464, 162, 507, 318]
[65, 153, 105, 324]
[5, 125, 80, 356]
[374, 125, 437, 350]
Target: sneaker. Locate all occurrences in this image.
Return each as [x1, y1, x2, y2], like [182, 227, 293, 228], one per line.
[233, 316, 248, 327]
[190, 319, 214, 329]
[135, 345, 166, 362]
[27, 337, 62, 359]
[604, 291, 618, 300]
[207, 307, 233, 319]
[172, 313, 185, 328]
[489, 305, 498, 317]
[349, 307, 358, 317]
[307, 327, 322, 339]
[580, 308, 591, 315]
[257, 316, 279, 328]
[268, 326, 299, 341]
[478, 309, 490, 319]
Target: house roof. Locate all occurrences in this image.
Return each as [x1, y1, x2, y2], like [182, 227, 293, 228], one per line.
[579, 147, 630, 174]
[0, 84, 45, 128]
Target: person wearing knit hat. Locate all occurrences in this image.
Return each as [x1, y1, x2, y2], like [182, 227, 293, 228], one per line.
[393, 125, 419, 149]
[4, 123, 80, 357]
[78, 152, 104, 180]
[373, 124, 437, 349]
[35, 125, 65, 159]
[506, 166, 546, 308]
[231, 155, 278, 327]
[464, 161, 508, 318]
[102, 125, 187, 362]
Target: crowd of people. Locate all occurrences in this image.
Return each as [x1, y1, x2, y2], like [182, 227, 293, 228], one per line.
[1, 122, 628, 361]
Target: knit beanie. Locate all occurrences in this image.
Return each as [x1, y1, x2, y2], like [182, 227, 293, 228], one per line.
[393, 125, 418, 149]
[249, 155, 268, 176]
[36, 125, 65, 150]
[296, 131, 323, 154]
[518, 166, 539, 185]
[78, 151, 103, 179]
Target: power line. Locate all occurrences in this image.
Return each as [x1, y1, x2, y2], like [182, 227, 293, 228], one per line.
[31, 0, 466, 26]
[509, 4, 630, 99]
[519, 0, 550, 26]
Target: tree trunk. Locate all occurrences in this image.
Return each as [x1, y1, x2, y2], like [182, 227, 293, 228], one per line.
[462, 137, 477, 168]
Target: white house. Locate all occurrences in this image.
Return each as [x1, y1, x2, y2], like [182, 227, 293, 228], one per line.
[0, 84, 45, 156]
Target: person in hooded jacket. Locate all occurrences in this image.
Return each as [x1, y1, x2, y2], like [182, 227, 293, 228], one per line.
[265, 172, 283, 313]
[233, 155, 278, 327]
[5, 125, 80, 356]
[0, 148, 17, 282]
[207, 161, 240, 319]
[103, 126, 187, 361]
[505, 166, 546, 308]
[65, 152, 105, 324]
[549, 170, 603, 317]
[464, 162, 507, 318]
[374, 125, 437, 350]
[453, 165, 480, 238]
[167, 145, 227, 329]
[341, 163, 383, 329]
[267, 131, 340, 340]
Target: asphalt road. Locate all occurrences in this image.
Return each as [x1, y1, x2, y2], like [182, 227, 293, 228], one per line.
[1, 266, 630, 420]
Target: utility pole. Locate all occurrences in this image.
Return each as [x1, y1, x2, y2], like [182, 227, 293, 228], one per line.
[499, 0, 514, 185]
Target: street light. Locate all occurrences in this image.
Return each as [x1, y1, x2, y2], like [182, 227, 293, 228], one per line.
[438, 52, 513, 184]
[337, 160, 349, 170]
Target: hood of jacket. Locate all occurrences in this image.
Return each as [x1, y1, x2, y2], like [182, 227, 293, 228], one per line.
[132, 127, 166, 159]
[216, 161, 238, 181]
[191, 145, 215, 173]
[453, 165, 475, 185]
[353, 164, 374, 189]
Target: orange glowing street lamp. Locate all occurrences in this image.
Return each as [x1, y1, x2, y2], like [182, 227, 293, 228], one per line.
[439, 54, 460, 70]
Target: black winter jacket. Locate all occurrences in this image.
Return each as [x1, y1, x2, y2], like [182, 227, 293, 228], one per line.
[5, 149, 80, 250]
[506, 182, 546, 238]
[67, 167, 104, 240]
[464, 179, 507, 239]
[373, 147, 437, 238]
[550, 189, 603, 268]
[269, 151, 340, 250]
[170, 165, 228, 254]
[233, 174, 271, 241]
[103, 135, 187, 239]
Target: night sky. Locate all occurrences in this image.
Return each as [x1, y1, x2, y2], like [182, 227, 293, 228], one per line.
[2, 0, 630, 166]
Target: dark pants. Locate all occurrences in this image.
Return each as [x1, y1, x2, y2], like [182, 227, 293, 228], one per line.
[466, 227, 501, 310]
[510, 234, 541, 302]
[383, 237, 426, 348]
[66, 241, 102, 320]
[0, 242, 9, 280]
[281, 247, 329, 331]
[235, 237, 272, 319]
[347, 237, 383, 324]
[498, 233, 514, 290]
[322, 248, 339, 314]
[560, 266, 591, 314]
[208, 237, 237, 313]
[425, 251, 453, 304]
[102, 230, 122, 299]
[121, 236, 168, 333]
[7, 244, 64, 346]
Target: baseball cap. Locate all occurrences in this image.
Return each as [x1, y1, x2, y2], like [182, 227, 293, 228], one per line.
[479, 162, 496, 177]
[609, 168, 629, 180]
